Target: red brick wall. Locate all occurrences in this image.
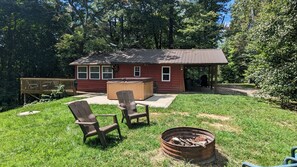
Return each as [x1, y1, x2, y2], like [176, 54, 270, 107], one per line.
[75, 64, 185, 93]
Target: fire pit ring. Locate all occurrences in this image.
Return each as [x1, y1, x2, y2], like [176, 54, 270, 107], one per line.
[161, 127, 215, 164]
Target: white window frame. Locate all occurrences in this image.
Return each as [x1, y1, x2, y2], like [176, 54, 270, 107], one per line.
[134, 66, 141, 77]
[77, 66, 88, 80]
[161, 66, 171, 82]
[102, 65, 113, 80]
[89, 66, 100, 80]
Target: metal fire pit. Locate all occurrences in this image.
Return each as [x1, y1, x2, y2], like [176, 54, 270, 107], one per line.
[161, 127, 215, 164]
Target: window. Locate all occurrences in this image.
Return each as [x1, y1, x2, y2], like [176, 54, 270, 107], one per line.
[102, 65, 113, 80]
[77, 66, 88, 79]
[89, 66, 100, 80]
[162, 66, 170, 82]
[134, 66, 141, 77]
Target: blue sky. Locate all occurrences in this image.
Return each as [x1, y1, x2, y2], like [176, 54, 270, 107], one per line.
[223, 0, 234, 26]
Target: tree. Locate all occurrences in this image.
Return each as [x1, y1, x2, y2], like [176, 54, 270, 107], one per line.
[220, 0, 261, 82]
[246, 0, 297, 105]
[0, 0, 63, 110]
[176, 0, 229, 49]
[0, 0, 231, 110]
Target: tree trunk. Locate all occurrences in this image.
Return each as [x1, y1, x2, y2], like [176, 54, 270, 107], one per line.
[159, 29, 162, 49]
[109, 19, 113, 40]
[154, 33, 159, 49]
[120, 15, 124, 47]
[168, 3, 174, 49]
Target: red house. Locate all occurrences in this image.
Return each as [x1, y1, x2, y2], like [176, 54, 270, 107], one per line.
[70, 49, 228, 93]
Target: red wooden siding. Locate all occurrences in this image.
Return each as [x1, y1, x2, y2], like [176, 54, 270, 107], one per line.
[75, 64, 185, 93]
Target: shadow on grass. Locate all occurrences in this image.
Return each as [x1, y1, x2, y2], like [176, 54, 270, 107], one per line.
[266, 99, 297, 112]
[184, 149, 229, 166]
[163, 148, 229, 166]
[122, 121, 157, 130]
[207, 149, 229, 167]
[85, 135, 125, 149]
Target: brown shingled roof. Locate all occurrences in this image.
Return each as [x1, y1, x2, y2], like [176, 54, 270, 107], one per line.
[69, 49, 228, 65]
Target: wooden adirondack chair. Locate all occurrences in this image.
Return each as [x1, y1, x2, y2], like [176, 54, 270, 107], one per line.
[68, 101, 122, 147]
[116, 90, 150, 128]
[242, 147, 297, 167]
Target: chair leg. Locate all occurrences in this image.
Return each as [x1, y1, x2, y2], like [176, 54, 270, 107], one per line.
[83, 136, 87, 143]
[137, 118, 139, 123]
[147, 115, 150, 125]
[146, 105, 150, 125]
[121, 113, 125, 123]
[291, 146, 297, 158]
[126, 118, 132, 128]
[98, 133, 107, 148]
[117, 127, 122, 140]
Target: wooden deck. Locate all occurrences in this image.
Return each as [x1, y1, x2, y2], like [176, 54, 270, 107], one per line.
[20, 78, 77, 95]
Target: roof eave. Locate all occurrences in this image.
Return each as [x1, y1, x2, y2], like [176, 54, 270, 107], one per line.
[70, 62, 228, 65]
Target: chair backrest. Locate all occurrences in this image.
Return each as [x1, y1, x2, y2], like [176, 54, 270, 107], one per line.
[116, 90, 137, 114]
[68, 101, 98, 134]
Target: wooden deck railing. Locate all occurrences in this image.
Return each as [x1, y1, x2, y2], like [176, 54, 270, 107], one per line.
[20, 78, 77, 95]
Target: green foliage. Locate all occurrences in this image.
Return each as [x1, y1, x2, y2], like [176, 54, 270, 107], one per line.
[1, 94, 297, 166]
[220, 0, 261, 83]
[1, 0, 230, 109]
[40, 84, 67, 102]
[246, 0, 297, 105]
[222, 0, 297, 105]
[0, 0, 64, 109]
[176, 1, 226, 49]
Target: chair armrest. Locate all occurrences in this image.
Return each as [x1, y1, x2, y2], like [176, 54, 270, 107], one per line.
[75, 120, 97, 125]
[291, 146, 297, 158]
[284, 157, 297, 164]
[242, 161, 297, 167]
[96, 114, 119, 124]
[117, 105, 128, 116]
[117, 105, 126, 111]
[242, 162, 260, 167]
[136, 102, 148, 107]
[136, 103, 149, 114]
[95, 114, 116, 117]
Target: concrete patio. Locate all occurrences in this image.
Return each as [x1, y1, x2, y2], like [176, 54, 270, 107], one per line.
[74, 93, 177, 108]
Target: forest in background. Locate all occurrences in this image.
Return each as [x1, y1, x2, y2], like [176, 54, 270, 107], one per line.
[0, 0, 296, 111]
[221, 0, 297, 106]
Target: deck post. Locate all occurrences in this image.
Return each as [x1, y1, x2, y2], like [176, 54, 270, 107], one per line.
[208, 66, 211, 89]
[23, 93, 26, 105]
[214, 65, 218, 92]
[210, 66, 213, 90]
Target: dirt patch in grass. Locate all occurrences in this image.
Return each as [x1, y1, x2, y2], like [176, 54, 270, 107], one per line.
[203, 122, 240, 133]
[122, 150, 134, 157]
[173, 112, 190, 116]
[197, 114, 232, 121]
[275, 121, 294, 130]
[148, 148, 231, 167]
[148, 149, 168, 165]
[148, 149, 197, 166]
[151, 112, 165, 116]
[150, 112, 169, 118]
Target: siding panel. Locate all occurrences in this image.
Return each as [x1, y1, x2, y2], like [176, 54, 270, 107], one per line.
[76, 64, 185, 93]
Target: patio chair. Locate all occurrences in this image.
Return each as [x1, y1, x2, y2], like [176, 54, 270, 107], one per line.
[242, 146, 297, 167]
[116, 90, 150, 128]
[68, 101, 122, 147]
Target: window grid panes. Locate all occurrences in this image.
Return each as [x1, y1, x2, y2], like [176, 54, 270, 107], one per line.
[162, 66, 170, 81]
[134, 66, 141, 77]
[89, 66, 100, 80]
[77, 66, 88, 79]
[102, 66, 113, 80]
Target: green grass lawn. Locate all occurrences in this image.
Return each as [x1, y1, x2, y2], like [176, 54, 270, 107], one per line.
[1, 94, 296, 166]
